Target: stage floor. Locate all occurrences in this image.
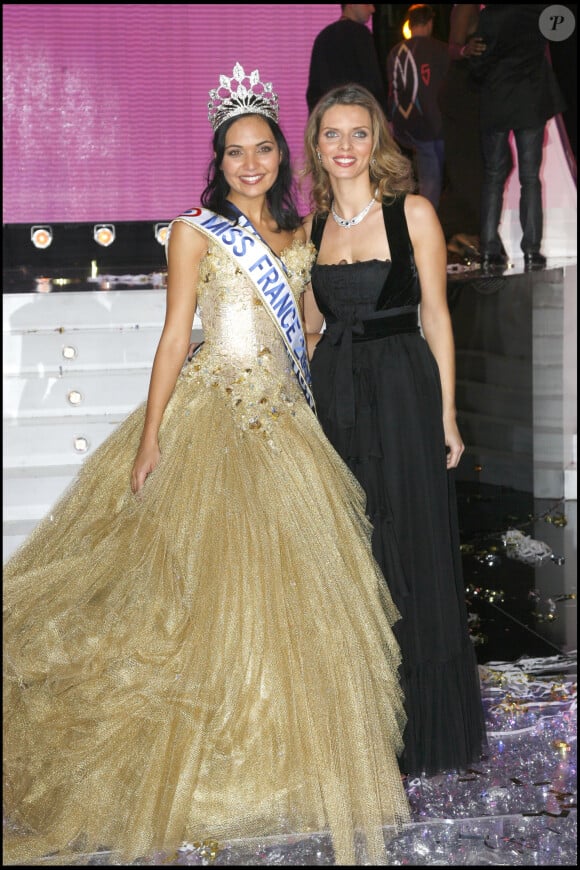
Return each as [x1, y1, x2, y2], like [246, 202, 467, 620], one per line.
[446, 255, 577, 280]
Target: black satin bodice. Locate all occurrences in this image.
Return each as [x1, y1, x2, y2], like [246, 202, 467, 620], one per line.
[310, 195, 420, 316]
[309, 196, 421, 429]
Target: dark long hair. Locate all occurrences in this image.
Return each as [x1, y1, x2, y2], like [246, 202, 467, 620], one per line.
[201, 114, 302, 231]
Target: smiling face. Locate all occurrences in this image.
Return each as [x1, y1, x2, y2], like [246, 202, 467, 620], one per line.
[317, 104, 374, 182]
[220, 114, 281, 202]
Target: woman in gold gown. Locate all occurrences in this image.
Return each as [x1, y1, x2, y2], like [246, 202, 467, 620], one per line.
[3, 64, 409, 866]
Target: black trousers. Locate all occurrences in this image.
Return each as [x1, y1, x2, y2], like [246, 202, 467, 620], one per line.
[480, 126, 545, 256]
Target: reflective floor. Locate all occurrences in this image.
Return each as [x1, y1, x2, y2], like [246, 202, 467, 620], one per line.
[456, 482, 577, 666]
[5, 484, 577, 866]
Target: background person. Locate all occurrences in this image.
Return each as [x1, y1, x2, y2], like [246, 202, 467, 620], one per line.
[437, 3, 486, 264]
[306, 4, 387, 114]
[470, 3, 567, 271]
[386, 3, 449, 209]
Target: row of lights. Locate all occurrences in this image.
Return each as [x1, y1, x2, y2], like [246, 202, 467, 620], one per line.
[64, 342, 87, 450]
[31, 223, 170, 250]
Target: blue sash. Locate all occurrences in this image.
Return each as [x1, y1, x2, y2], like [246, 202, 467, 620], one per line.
[169, 207, 315, 413]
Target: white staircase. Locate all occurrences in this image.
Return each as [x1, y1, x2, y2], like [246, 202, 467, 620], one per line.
[3, 290, 202, 562]
[452, 263, 577, 500]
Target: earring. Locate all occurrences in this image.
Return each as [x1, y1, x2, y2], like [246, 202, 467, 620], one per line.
[316, 150, 322, 162]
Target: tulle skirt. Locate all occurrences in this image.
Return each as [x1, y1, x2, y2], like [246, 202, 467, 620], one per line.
[3, 371, 410, 865]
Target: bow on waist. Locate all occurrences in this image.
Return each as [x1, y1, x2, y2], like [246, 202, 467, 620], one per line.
[323, 305, 419, 429]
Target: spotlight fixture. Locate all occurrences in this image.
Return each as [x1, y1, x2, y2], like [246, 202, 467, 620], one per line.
[155, 223, 170, 245]
[31, 226, 53, 249]
[94, 224, 115, 247]
[73, 436, 89, 453]
[67, 390, 83, 406]
[35, 277, 52, 293]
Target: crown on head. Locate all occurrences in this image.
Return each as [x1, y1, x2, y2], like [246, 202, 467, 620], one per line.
[208, 62, 279, 132]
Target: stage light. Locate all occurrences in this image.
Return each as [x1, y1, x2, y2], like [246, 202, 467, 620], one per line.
[94, 224, 115, 247]
[31, 226, 53, 249]
[73, 436, 89, 453]
[155, 223, 169, 245]
[67, 390, 83, 406]
[402, 19, 411, 39]
[62, 346, 77, 360]
[35, 277, 52, 293]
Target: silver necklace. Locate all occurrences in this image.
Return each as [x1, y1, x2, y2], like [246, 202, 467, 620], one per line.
[331, 193, 376, 229]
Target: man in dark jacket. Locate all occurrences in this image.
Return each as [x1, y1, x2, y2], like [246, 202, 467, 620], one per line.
[470, 4, 566, 270]
[306, 5, 386, 114]
[386, 4, 450, 208]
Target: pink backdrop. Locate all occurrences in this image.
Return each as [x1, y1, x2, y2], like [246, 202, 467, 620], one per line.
[3, 4, 337, 223]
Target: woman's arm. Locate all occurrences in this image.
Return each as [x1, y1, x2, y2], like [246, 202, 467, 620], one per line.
[302, 213, 325, 359]
[302, 284, 325, 359]
[131, 221, 207, 493]
[405, 195, 464, 469]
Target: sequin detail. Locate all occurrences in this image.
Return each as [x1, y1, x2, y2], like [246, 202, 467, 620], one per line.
[186, 239, 315, 444]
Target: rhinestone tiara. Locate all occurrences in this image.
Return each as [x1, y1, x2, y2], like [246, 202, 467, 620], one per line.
[208, 62, 279, 132]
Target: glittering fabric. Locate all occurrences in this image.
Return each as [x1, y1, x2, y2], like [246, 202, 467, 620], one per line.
[3, 236, 410, 866]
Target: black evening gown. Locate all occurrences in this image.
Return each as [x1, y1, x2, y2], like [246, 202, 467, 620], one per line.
[309, 196, 486, 777]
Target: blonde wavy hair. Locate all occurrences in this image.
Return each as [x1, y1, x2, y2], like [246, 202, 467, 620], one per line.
[301, 84, 416, 215]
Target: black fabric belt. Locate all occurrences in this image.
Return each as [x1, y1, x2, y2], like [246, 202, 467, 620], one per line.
[322, 305, 419, 428]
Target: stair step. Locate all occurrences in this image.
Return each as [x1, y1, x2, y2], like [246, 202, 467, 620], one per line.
[3, 369, 151, 418]
[3, 417, 125, 467]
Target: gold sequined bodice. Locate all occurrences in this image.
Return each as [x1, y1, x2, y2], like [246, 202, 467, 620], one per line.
[183, 237, 315, 440]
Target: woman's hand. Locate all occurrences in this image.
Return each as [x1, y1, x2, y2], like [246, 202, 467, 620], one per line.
[443, 416, 465, 469]
[131, 441, 161, 494]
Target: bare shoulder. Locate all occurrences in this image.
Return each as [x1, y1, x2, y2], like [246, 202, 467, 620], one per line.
[168, 219, 209, 259]
[404, 194, 441, 238]
[404, 193, 437, 222]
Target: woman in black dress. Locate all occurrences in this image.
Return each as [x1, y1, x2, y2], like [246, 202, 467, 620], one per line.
[302, 83, 486, 778]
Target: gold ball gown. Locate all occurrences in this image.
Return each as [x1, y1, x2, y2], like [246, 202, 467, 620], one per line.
[3, 223, 410, 866]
